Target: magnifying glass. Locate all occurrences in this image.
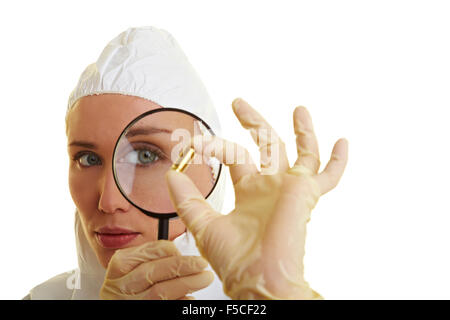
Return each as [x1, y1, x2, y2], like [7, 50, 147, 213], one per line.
[112, 108, 222, 240]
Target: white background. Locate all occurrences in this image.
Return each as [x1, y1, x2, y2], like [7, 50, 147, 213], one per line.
[1, 0, 449, 299]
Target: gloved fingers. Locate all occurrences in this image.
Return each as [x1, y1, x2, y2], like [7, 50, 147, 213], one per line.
[165, 170, 220, 240]
[106, 240, 180, 279]
[231, 98, 290, 174]
[109, 255, 209, 294]
[141, 270, 214, 300]
[293, 106, 321, 174]
[316, 138, 348, 195]
[191, 134, 258, 185]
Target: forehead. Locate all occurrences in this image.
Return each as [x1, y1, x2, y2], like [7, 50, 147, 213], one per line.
[67, 94, 194, 144]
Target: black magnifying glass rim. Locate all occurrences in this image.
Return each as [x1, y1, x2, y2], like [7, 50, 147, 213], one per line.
[112, 107, 223, 219]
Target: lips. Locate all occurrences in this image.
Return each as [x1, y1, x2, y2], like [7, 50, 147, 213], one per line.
[95, 227, 140, 249]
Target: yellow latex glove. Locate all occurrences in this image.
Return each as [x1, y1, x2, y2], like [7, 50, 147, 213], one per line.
[165, 98, 348, 300]
[100, 240, 213, 300]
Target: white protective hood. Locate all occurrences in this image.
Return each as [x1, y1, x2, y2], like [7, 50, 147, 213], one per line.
[25, 26, 229, 300]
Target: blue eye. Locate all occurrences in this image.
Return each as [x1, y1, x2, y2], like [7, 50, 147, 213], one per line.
[124, 149, 160, 165]
[77, 153, 101, 167]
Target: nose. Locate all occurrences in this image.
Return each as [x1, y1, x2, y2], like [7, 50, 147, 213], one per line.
[98, 165, 131, 214]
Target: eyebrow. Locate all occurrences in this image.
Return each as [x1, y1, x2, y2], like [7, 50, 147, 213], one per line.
[68, 127, 172, 149]
[125, 126, 172, 138]
[68, 141, 97, 149]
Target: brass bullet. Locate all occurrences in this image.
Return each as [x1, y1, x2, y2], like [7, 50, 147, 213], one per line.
[170, 146, 195, 173]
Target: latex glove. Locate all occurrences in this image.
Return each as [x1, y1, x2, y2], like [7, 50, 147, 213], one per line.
[100, 240, 214, 300]
[165, 98, 348, 300]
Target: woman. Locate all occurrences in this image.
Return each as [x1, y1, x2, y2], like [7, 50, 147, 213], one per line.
[24, 26, 348, 300]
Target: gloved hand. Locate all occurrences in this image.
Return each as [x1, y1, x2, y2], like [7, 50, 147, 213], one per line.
[165, 98, 348, 300]
[100, 240, 214, 300]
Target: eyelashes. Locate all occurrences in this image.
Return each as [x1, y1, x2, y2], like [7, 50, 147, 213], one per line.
[116, 141, 167, 167]
[72, 151, 102, 167]
[117, 148, 165, 167]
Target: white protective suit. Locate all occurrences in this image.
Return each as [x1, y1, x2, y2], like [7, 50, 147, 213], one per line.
[24, 26, 230, 300]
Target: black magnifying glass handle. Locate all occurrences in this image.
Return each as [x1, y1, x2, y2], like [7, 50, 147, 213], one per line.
[158, 218, 169, 240]
[157, 148, 195, 241]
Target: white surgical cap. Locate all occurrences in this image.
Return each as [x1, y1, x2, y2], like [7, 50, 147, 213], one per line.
[67, 26, 226, 295]
[68, 26, 221, 135]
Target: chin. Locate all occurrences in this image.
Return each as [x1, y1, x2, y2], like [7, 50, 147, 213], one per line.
[87, 235, 121, 269]
[99, 251, 115, 269]
[92, 245, 116, 269]
[93, 235, 147, 269]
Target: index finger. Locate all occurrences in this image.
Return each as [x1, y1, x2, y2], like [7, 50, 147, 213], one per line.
[107, 240, 181, 279]
[232, 98, 290, 174]
[293, 106, 321, 174]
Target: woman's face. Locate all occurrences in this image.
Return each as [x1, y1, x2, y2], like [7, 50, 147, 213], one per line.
[66, 94, 214, 268]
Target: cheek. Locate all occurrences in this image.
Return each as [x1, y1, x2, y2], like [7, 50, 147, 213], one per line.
[69, 165, 99, 216]
[186, 163, 214, 196]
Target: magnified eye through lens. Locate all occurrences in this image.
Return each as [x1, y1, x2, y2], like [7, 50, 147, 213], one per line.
[117, 144, 164, 166]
